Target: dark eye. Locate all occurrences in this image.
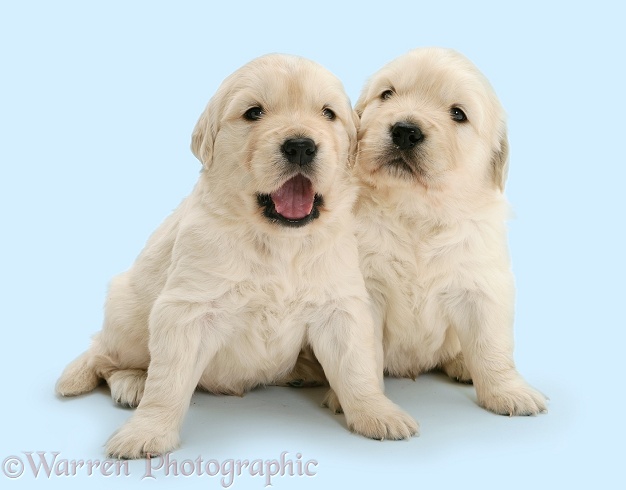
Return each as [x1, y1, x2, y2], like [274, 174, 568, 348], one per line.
[450, 107, 467, 122]
[244, 106, 264, 121]
[322, 107, 336, 120]
[380, 89, 393, 100]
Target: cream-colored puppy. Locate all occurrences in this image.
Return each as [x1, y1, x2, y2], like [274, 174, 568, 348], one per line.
[354, 47, 547, 416]
[56, 54, 417, 459]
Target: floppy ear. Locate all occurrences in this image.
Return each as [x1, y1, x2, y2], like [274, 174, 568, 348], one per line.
[347, 109, 360, 169]
[190, 100, 215, 169]
[354, 75, 373, 119]
[354, 91, 367, 119]
[350, 85, 372, 169]
[492, 126, 509, 192]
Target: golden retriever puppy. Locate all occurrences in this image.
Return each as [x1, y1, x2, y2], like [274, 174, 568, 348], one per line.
[353, 47, 547, 416]
[56, 54, 418, 459]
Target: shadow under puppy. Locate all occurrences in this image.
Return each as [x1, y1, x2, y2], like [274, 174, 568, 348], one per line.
[353, 47, 547, 416]
[56, 54, 418, 459]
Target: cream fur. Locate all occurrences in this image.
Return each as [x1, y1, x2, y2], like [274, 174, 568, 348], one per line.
[353, 47, 547, 416]
[56, 54, 417, 459]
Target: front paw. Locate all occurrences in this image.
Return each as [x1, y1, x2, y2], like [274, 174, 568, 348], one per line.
[478, 381, 547, 416]
[106, 420, 180, 459]
[346, 401, 419, 440]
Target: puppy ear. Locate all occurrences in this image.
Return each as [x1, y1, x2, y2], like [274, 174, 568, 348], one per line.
[354, 74, 372, 119]
[492, 126, 509, 192]
[348, 109, 360, 169]
[354, 92, 367, 119]
[191, 100, 215, 169]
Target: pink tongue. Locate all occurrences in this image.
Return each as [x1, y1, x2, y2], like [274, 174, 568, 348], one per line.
[271, 175, 315, 220]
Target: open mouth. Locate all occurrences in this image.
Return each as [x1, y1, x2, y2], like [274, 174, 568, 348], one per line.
[257, 174, 323, 227]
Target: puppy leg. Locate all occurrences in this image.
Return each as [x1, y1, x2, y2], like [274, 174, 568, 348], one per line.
[106, 300, 225, 459]
[58, 271, 152, 402]
[321, 290, 386, 415]
[310, 299, 418, 440]
[446, 289, 547, 416]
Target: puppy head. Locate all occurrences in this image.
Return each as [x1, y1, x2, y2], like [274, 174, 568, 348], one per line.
[355, 47, 508, 196]
[192, 54, 358, 235]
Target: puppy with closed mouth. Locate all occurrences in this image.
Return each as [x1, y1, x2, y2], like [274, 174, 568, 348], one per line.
[353, 47, 547, 416]
[55, 54, 418, 459]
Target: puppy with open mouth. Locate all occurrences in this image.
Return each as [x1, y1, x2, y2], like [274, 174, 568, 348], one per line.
[56, 54, 417, 459]
[353, 48, 547, 417]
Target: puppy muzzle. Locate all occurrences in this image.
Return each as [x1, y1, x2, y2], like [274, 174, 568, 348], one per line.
[257, 136, 324, 227]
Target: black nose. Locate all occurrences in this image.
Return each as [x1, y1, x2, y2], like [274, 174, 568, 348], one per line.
[391, 123, 423, 150]
[282, 138, 317, 166]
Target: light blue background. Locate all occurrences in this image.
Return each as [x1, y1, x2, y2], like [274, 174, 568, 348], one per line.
[1, 1, 623, 488]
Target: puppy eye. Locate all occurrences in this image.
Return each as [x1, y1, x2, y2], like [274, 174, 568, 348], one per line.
[244, 107, 264, 121]
[450, 107, 467, 122]
[322, 107, 336, 120]
[380, 90, 393, 100]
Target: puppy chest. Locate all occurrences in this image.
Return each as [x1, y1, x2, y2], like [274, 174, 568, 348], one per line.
[364, 240, 451, 352]
[203, 281, 330, 381]
[224, 297, 308, 352]
[202, 302, 309, 389]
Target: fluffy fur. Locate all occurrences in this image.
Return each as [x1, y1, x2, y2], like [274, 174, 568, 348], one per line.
[56, 54, 418, 459]
[353, 47, 547, 416]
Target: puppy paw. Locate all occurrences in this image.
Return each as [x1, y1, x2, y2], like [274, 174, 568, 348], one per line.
[440, 353, 472, 384]
[106, 421, 180, 459]
[322, 389, 343, 413]
[275, 377, 326, 388]
[347, 402, 419, 440]
[109, 369, 147, 408]
[479, 381, 547, 416]
[274, 351, 328, 387]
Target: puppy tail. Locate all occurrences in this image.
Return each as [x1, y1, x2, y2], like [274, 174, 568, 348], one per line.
[56, 350, 101, 397]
